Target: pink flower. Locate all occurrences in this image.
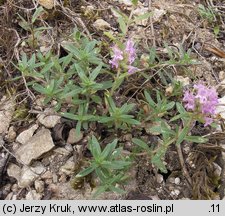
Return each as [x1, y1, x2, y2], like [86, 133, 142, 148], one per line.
[125, 39, 136, 64]
[193, 83, 218, 115]
[183, 83, 218, 126]
[204, 117, 213, 127]
[128, 66, 139, 74]
[109, 39, 138, 73]
[183, 91, 195, 110]
[109, 45, 124, 68]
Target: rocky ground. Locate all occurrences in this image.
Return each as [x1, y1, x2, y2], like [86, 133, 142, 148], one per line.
[0, 0, 225, 200]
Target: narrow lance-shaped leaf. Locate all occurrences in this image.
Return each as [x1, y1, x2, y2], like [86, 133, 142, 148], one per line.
[101, 160, 131, 169]
[75, 121, 82, 135]
[120, 116, 141, 125]
[75, 64, 89, 82]
[166, 101, 175, 110]
[76, 166, 95, 178]
[132, 138, 150, 151]
[151, 146, 168, 173]
[133, 12, 153, 22]
[61, 54, 73, 70]
[170, 113, 188, 122]
[108, 185, 125, 194]
[184, 136, 208, 144]
[176, 102, 186, 114]
[107, 96, 117, 112]
[144, 90, 156, 107]
[85, 40, 97, 53]
[176, 126, 190, 146]
[90, 64, 102, 81]
[118, 16, 127, 35]
[101, 139, 118, 160]
[120, 103, 135, 113]
[156, 90, 162, 104]
[92, 186, 107, 198]
[32, 6, 44, 23]
[149, 47, 157, 65]
[61, 112, 79, 121]
[62, 43, 81, 59]
[90, 135, 102, 159]
[33, 83, 47, 95]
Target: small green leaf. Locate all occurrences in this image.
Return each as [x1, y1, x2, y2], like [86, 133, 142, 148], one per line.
[62, 43, 81, 59]
[112, 76, 125, 92]
[91, 95, 102, 104]
[98, 116, 113, 123]
[214, 26, 220, 36]
[151, 145, 168, 173]
[40, 62, 54, 74]
[184, 136, 208, 143]
[156, 90, 162, 104]
[118, 17, 127, 35]
[61, 54, 73, 70]
[170, 113, 187, 122]
[132, 138, 150, 151]
[111, 147, 123, 159]
[85, 40, 97, 52]
[151, 153, 167, 173]
[64, 88, 82, 98]
[18, 14, 30, 31]
[131, 0, 138, 6]
[149, 121, 174, 136]
[102, 160, 131, 169]
[103, 31, 116, 40]
[32, 6, 44, 23]
[101, 139, 118, 160]
[100, 81, 113, 89]
[32, 83, 47, 94]
[95, 167, 108, 182]
[90, 135, 102, 158]
[176, 126, 190, 146]
[75, 64, 89, 82]
[133, 12, 152, 22]
[61, 112, 79, 121]
[90, 64, 102, 81]
[76, 166, 95, 178]
[144, 90, 156, 107]
[166, 101, 175, 110]
[176, 102, 186, 114]
[120, 117, 141, 125]
[108, 185, 125, 194]
[149, 47, 157, 65]
[107, 96, 117, 112]
[92, 186, 107, 198]
[120, 103, 134, 113]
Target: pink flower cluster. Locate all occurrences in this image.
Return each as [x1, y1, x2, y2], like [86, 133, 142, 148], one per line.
[109, 39, 139, 74]
[183, 83, 218, 126]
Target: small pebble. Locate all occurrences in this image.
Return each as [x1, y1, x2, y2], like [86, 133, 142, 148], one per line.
[168, 177, 175, 184]
[41, 171, 53, 179]
[175, 177, 180, 185]
[156, 174, 164, 184]
[5, 192, 13, 200]
[11, 184, 19, 192]
[34, 180, 45, 193]
[174, 189, 180, 196]
[65, 144, 73, 152]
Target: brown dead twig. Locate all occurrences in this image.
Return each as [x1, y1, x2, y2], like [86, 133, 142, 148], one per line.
[148, 0, 156, 48]
[7, 0, 38, 11]
[176, 144, 193, 189]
